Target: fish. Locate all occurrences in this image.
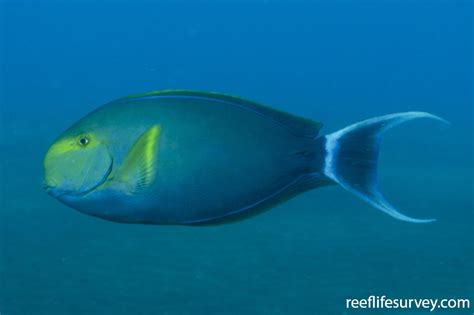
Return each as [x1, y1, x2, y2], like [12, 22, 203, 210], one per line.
[43, 90, 447, 225]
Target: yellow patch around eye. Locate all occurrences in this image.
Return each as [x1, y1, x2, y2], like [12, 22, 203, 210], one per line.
[47, 133, 98, 156]
[47, 139, 76, 156]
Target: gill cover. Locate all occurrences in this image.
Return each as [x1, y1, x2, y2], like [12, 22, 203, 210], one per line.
[44, 134, 113, 195]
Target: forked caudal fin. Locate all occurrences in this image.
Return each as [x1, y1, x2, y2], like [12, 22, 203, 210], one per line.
[322, 112, 448, 223]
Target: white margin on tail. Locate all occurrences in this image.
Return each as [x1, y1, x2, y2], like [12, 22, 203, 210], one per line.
[323, 112, 449, 223]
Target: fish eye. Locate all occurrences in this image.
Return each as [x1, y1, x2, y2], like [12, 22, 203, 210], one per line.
[78, 136, 89, 146]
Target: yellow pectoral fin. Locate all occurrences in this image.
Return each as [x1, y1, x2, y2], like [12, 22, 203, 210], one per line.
[117, 125, 161, 193]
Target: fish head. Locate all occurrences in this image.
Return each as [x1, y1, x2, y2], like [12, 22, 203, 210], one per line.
[43, 128, 113, 201]
[43, 104, 162, 223]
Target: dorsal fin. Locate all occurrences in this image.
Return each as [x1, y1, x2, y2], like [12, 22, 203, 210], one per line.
[115, 125, 161, 193]
[120, 90, 323, 138]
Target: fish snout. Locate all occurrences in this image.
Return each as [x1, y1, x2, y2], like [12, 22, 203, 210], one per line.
[43, 183, 67, 198]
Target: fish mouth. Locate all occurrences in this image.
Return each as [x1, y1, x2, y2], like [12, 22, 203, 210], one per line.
[44, 158, 114, 198]
[43, 184, 66, 198]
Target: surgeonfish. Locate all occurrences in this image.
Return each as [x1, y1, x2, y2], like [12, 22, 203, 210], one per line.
[43, 90, 447, 225]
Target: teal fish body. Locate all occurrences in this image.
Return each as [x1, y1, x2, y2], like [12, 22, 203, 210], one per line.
[44, 90, 446, 225]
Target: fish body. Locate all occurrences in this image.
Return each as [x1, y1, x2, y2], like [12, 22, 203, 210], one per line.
[44, 90, 446, 225]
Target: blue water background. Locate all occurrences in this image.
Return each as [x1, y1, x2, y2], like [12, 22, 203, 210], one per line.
[1, 1, 472, 314]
